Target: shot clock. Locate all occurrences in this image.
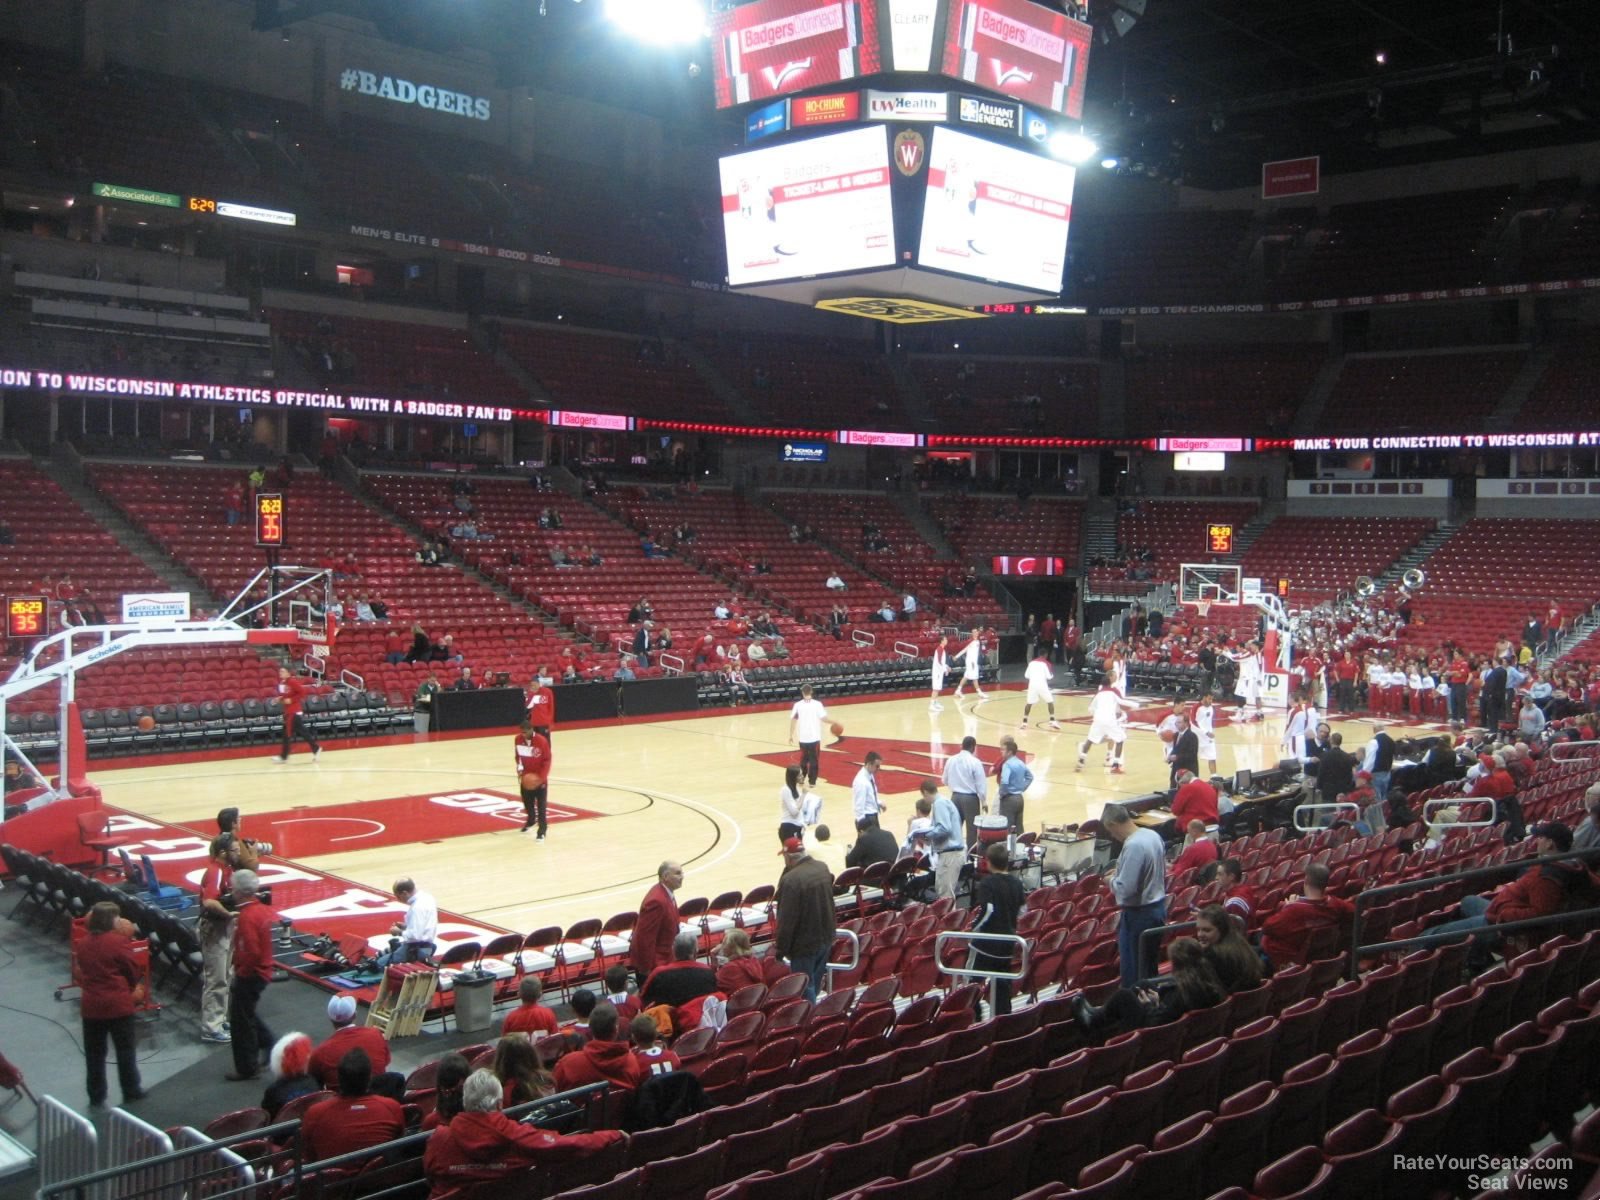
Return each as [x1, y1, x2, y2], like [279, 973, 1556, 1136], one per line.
[6, 595, 48, 639]
[1206, 524, 1235, 555]
[255, 492, 286, 547]
[188, 195, 218, 214]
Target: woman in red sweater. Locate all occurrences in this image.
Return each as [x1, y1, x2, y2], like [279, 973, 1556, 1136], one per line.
[78, 902, 148, 1107]
[713, 930, 787, 994]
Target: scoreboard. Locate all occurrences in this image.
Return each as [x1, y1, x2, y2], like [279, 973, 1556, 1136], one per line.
[6, 595, 48, 639]
[255, 492, 286, 548]
[1206, 524, 1235, 555]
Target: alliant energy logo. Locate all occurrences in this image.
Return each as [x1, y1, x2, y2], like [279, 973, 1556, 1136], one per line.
[959, 96, 1018, 131]
[975, 6, 1067, 62]
[739, 4, 846, 52]
[763, 59, 815, 88]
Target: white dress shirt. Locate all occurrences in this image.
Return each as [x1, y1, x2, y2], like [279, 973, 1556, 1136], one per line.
[400, 889, 439, 946]
[942, 749, 988, 799]
[852, 767, 883, 822]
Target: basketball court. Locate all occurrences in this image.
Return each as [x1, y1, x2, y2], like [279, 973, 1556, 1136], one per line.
[87, 682, 1428, 956]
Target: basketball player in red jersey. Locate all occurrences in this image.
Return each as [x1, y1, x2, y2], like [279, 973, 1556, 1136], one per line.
[526, 671, 556, 730]
[514, 720, 551, 840]
[273, 667, 321, 763]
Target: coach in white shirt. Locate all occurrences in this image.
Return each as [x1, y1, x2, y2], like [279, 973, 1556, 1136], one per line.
[377, 877, 438, 966]
[942, 735, 988, 847]
[852, 751, 885, 826]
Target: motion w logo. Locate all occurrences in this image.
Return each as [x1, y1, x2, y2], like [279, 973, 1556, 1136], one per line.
[893, 130, 926, 176]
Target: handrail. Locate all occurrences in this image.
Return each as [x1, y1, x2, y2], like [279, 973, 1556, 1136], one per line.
[1550, 739, 1600, 762]
[852, 628, 876, 648]
[826, 927, 861, 994]
[659, 652, 685, 676]
[1136, 918, 1199, 984]
[41, 1084, 610, 1200]
[893, 639, 919, 659]
[1345, 845, 1600, 980]
[1292, 802, 1360, 832]
[934, 929, 1030, 1018]
[1353, 903, 1600, 965]
[340, 668, 364, 692]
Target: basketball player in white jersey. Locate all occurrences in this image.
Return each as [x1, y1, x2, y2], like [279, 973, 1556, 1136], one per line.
[930, 636, 949, 711]
[1191, 695, 1218, 777]
[1019, 651, 1060, 730]
[1104, 646, 1128, 697]
[1233, 640, 1265, 721]
[1281, 695, 1319, 760]
[951, 629, 986, 702]
[1077, 677, 1138, 773]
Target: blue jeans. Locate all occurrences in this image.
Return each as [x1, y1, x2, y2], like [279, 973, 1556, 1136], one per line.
[374, 940, 435, 969]
[787, 947, 830, 1003]
[1430, 894, 1492, 943]
[1118, 899, 1168, 988]
[1369, 771, 1391, 804]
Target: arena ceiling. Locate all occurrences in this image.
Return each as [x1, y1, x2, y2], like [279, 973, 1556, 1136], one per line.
[254, 0, 1599, 188]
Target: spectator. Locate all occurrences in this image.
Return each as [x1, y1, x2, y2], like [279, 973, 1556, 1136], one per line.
[825, 572, 846, 591]
[1170, 769, 1218, 827]
[551, 1004, 647, 1092]
[502, 977, 559, 1040]
[309, 995, 393, 1090]
[1192, 904, 1262, 992]
[1429, 822, 1583, 970]
[1170, 819, 1218, 879]
[1259, 863, 1354, 969]
[775, 835, 835, 1001]
[1102, 803, 1168, 988]
[260, 1032, 318, 1119]
[629, 1015, 681, 1077]
[1217, 858, 1257, 923]
[845, 815, 899, 869]
[714, 929, 785, 994]
[299, 1048, 405, 1162]
[1072, 938, 1225, 1036]
[613, 656, 637, 683]
[421, 1053, 471, 1131]
[422, 1069, 624, 1194]
[1574, 783, 1600, 852]
[602, 966, 641, 1025]
[639, 932, 718, 1011]
[493, 1034, 555, 1108]
[1519, 695, 1547, 738]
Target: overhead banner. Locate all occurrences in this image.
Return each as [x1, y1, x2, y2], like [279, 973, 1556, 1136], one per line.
[865, 89, 950, 121]
[957, 95, 1021, 134]
[782, 440, 830, 462]
[1262, 156, 1320, 199]
[338, 68, 491, 121]
[93, 182, 182, 209]
[745, 99, 790, 142]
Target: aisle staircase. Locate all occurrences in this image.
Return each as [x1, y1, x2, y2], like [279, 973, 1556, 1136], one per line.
[1370, 520, 1458, 592]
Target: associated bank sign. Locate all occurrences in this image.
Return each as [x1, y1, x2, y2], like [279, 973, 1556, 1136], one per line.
[340, 68, 491, 121]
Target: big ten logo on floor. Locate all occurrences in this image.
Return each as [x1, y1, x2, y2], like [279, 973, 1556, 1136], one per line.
[749, 737, 1028, 794]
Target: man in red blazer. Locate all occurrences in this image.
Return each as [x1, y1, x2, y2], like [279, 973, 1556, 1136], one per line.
[630, 862, 683, 986]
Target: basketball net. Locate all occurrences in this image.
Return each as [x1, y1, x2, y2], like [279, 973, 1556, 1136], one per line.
[1194, 599, 1212, 619]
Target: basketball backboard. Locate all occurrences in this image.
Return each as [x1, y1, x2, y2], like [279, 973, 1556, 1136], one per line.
[1179, 563, 1242, 608]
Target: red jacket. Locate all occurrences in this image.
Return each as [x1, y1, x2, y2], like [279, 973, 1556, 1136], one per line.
[78, 930, 142, 1021]
[1222, 883, 1258, 923]
[631, 884, 679, 978]
[1170, 838, 1219, 880]
[1486, 862, 1579, 925]
[233, 898, 277, 980]
[1171, 780, 1219, 826]
[551, 1039, 647, 1093]
[715, 955, 785, 995]
[423, 1110, 622, 1198]
[514, 732, 551, 788]
[1260, 894, 1354, 967]
[634, 1046, 681, 1076]
[300, 1094, 405, 1162]
[278, 675, 311, 721]
[308, 1024, 392, 1089]
[525, 686, 556, 729]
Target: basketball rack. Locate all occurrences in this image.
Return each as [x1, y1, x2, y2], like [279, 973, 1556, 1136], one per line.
[0, 566, 331, 809]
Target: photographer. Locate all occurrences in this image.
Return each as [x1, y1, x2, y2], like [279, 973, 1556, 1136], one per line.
[198, 837, 238, 1045]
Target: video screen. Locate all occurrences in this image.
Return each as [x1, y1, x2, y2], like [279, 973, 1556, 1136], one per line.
[941, 0, 1093, 119]
[990, 555, 1069, 576]
[915, 126, 1075, 293]
[720, 126, 896, 287]
[710, 0, 879, 109]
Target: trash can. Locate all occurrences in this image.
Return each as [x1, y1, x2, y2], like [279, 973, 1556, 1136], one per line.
[451, 969, 495, 1033]
[413, 708, 431, 734]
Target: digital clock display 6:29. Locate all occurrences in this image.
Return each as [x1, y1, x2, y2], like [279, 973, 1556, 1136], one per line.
[188, 196, 217, 213]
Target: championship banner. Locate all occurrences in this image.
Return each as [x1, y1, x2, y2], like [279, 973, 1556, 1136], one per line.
[1262, 156, 1320, 199]
[711, 0, 880, 108]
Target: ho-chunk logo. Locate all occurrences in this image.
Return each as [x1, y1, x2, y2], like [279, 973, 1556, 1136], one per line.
[340, 69, 491, 121]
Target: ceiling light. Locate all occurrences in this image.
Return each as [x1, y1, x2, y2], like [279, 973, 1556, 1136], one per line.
[1049, 132, 1099, 164]
[605, 0, 707, 45]
[1100, 156, 1121, 170]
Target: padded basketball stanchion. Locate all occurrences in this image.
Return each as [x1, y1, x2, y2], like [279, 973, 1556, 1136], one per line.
[1262, 628, 1280, 672]
[63, 701, 91, 794]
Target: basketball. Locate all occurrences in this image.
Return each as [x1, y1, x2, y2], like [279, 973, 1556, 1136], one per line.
[1159, 727, 1176, 744]
[830, 722, 844, 737]
[137, 715, 156, 732]
[520, 772, 544, 791]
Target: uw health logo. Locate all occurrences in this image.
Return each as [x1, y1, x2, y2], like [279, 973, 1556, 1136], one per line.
[749, 737, 1021, 795]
